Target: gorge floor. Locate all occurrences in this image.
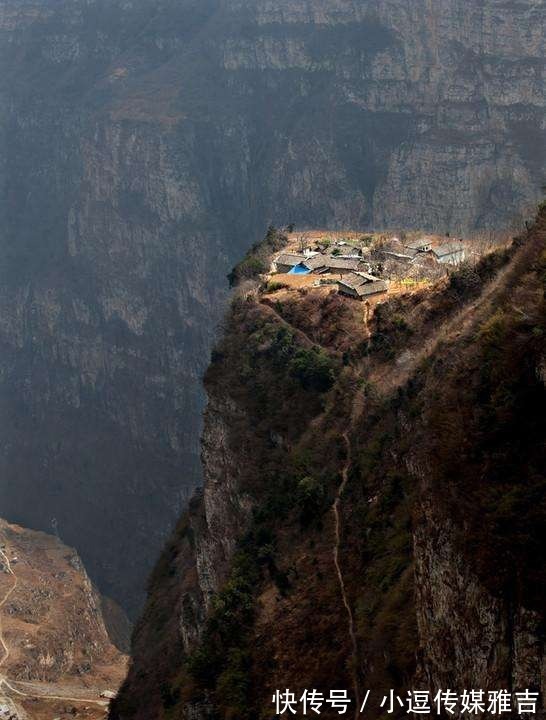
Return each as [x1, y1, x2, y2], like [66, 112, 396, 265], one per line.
[0, 522, 127, 720]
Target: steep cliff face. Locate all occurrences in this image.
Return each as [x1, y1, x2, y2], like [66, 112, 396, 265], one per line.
[113, 211, 545, 719]
[1, 0, 545, 616]
[0, 107, 232, 615]
[0, 0, 236, 616]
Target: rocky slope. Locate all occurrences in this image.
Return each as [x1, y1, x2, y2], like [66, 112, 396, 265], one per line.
[112, 211, 545, 719]
[0, 518, 127, 720]
[1, 0, 545, 616]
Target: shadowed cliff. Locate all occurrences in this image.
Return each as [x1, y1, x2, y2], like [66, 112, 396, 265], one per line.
[0, 0, 545, 616]
[112, 209, 545, 718]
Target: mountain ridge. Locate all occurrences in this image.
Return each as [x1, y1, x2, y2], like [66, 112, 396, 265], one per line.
[1, 0, 545, 618]
[112, 208, 546, 719]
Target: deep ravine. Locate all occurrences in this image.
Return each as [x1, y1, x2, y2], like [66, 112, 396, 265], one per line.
[113, 210, 546, 720]
[2, 0, 545, 619]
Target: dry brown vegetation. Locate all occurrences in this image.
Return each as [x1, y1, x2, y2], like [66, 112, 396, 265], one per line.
[113, 209, 546, 720]
[0, 520, 128, 720]
[262, 289, 367, 355]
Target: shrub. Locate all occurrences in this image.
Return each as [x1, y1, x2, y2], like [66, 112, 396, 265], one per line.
[160, 682, 181, 710]
[448, 264, 482, 298]
[391, 315, 411, 333]
[228, 226, 288, 287]
[297, 476, 326, 526]
[268, 326, 297, 367]
[478, 311, 507, 346]
[186, 518, 288, 710]
[232, 256, 267, 283]
[265, 281, 289, 293]
[216, 648, 252, 719]
[289, 347, 336, 392]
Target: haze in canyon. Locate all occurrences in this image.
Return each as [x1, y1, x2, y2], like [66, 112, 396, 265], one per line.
[0, 0, 544, 620]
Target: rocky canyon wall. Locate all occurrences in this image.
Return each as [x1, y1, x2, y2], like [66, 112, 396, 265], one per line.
[112, 207, 546, 720]
[0, 0, 544, 615]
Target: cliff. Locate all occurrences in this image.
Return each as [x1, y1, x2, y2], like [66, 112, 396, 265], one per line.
[1, 0, 545, 617]
[112, 210, 546, 719]
[0, 518, 127, 720]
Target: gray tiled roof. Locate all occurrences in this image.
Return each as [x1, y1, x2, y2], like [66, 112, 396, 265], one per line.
[356, 280, 389, 296]
[432, 242, 464, 258]
[323, 256, 363, 271]
[405, 238, 432, 250]
[302, 254, 328, 270]
[383, 248, 418, 260]
[340, 272, 380, 289]
[275, 253, 306, 267]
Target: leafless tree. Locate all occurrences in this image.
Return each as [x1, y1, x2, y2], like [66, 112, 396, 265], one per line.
[296, 230, 313, 253]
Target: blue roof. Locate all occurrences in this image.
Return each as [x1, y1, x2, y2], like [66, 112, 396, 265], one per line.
[289, 263, 311, 275]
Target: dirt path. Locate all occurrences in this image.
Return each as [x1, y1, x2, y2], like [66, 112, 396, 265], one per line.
[2, 678, 108, 707]
[327, 243, 535, 716]
[370, 258, 515, 395]
[326, 263, 510, 715]
[0, 543, 108, 713]
[0, 548, 17, 670]
[332, 432, 361, 719]
[259, 298, 328, 351]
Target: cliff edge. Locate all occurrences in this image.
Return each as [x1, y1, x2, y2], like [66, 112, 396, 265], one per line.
[113, 211, 546, 719]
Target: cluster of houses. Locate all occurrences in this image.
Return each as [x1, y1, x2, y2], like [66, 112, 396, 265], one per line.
[382, 237, 466, 265]
[273, 250, 389, 300]
[272, 233, 466, 301]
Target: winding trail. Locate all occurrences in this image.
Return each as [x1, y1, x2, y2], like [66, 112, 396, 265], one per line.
[332, 432, 361, 719]
[1, 677, 107, 707]
[0, 541, 108, 713]
[261, 285, 368, 714]
[260, 298, 328, 350]
[369, 251, 522, 396]
[328, 266, 510, 714]
[326, 237, 537, 718]
[0, 548, 17, 671]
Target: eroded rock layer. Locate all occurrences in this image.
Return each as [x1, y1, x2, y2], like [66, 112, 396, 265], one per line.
[1, 0, 544, 615]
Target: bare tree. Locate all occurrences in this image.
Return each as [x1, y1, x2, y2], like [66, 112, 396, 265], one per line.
[297, 230, 313, 254]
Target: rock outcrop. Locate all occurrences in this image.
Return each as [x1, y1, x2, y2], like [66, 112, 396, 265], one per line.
[113, 212, 546, 719]
[0, 517, 127, 720]
[1, 0, 544, 617]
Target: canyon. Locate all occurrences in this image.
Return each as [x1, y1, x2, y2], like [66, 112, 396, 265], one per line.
[0, 517, 127, 720]
[0, 0, 545, 630]
[113, 209, 546, 719]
